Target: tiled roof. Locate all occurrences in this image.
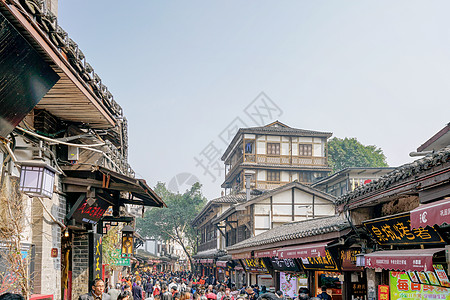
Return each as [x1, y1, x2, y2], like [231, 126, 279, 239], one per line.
[227, 215, 350, 251]
[6, 1, 123, 118]
[222, 122, 332, 161]
[336, 147, 450, 206]
[192, 193, 248, 226]
[243, 126, 332, 137]
[193, 249, 226, 259]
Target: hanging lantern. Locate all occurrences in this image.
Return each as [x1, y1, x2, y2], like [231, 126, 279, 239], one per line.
[18, 160, 57, 198]
[121, 225, 134, 258]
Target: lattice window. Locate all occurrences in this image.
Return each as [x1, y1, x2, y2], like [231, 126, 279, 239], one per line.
[267, 143, 280, 155]
[299, 144, 312, 156]
[267, 171, 280, 182]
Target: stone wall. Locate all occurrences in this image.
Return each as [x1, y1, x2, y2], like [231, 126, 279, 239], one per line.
[72, 234, 89, 299]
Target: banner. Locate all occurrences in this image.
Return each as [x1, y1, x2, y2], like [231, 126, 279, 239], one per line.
[280, 272, 297, 299]
[390, 272, 450, 299]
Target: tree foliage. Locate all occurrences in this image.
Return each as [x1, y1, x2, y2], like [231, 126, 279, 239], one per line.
[136, 182, 207, 268]
[328, 137, 389, 173]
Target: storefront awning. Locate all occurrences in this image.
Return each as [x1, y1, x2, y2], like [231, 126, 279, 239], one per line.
[255, 249, 277, 258]
[216, 261, 228, 267]
[410, 198, 450, 229]
[364, 248, 444, 272]
[276, 241, 329, 259]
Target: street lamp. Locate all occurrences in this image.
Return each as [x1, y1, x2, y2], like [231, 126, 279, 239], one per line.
[121, 225, 134, 258]
[18, 160, 57, 198]
[356, 253, 365, 267]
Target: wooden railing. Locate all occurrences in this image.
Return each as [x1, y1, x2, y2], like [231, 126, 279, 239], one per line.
[248, 154, 327, 166]
[256, 181, 285, 190]
[198, 239, 217, 252]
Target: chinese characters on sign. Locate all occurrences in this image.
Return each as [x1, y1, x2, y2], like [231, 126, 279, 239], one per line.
[340, 249, 363, 271]
[89, 233, 103, 283]
[378, 285, 389, 300]
[363, 213, 444, 245]
[300, 250, 338, 271]
[390, 272, 450, 300]
[242, 258, 269, 273]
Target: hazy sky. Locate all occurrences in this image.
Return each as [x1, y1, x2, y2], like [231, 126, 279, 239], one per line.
[59, 1, 450, 199]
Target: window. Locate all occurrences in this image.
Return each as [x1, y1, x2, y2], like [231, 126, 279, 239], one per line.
[299, 144, 312, 156]
[267, 143, 280, 155]
[267, 171, 280, 182]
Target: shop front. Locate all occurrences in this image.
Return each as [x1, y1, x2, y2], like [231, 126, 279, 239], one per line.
[362, 212, 449, 300]
[339, 248, 366, 300]
[240, 257, 271, 287]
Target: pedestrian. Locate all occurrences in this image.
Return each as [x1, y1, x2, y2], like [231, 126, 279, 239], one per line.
[316, 286, 331, 300]
[275, 291, 284, 300]
[246, 288, 256, 300]
[133, 281, 144, 300]
[109, 283, 122, 300]
[78, 278, 111, 300]
[118, 291, 131, 300]
[161, 284, 173, 300]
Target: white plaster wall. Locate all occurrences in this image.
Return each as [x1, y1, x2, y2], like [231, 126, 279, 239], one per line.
[257, 170, 266, 181]
[281, 143, 289, 155]
[281, 171, 290, 182]
[299, 137, 313, 143]
[257, 142, 266, 154]
[267, 135, 281, 142]
[313, 144, 322, 157]
[273, 205, 291, 216]
[254, 204, 270, 214]
[291, 172, 299, 181]
[272, 216, 293, 223]
[244, 134, 256, 139]
[272, 190, 292, 204]
[314, 205, 336, 216]
[255, 215, 270, 228]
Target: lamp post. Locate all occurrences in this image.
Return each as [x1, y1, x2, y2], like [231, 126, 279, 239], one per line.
[121, 225, 134, 258]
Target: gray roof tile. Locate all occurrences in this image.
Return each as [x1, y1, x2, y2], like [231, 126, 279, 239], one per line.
[227, 215, 349, 251]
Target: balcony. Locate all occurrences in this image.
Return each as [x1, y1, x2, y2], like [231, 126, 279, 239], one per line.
[198, 239, 217, 252]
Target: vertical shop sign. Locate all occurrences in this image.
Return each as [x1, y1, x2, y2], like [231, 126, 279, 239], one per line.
[378, 285, 389, 300]
[89, 233, 103, 285]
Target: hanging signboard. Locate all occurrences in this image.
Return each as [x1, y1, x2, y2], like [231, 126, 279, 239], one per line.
[340, 249, 363, 271]
[241, 258, 269, 273]
[434, 265, 450, 287]
[68, 196, 110, 225]
[300, 250, 338, 271]
[363, 213, 445, 246]
[269, 257, 300, 272]
[390, 271, 450, 299]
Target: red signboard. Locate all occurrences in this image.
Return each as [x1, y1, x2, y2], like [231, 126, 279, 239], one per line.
[255, 249, 277, 258]
[276, 242, 328, 259]
[378, 285, 389, 300]
[410, 198, 450, 229]
[69, 197, 109, 225]
[364, 248, 443, 272]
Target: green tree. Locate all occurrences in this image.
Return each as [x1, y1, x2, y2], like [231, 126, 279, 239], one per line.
[327, 137, 389, 173]
[136, 182, 207, 269]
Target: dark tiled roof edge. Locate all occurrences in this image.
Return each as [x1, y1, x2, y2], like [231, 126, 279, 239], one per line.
[226, 215, 349, 251]
[336, 147, 450, 206]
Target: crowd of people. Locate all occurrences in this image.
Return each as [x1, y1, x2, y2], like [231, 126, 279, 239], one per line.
[79, 271, 332, 300]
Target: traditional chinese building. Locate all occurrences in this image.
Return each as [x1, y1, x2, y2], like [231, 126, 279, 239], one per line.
[336, 144, 450, 299]
[221, 121, 332, 194]
[0, 0, 165, 298]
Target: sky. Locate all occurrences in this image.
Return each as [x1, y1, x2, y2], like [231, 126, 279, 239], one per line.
[58, 1, 450, 199]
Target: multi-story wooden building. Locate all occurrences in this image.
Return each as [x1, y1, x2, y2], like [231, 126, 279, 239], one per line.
[221, 121, 332, 193]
